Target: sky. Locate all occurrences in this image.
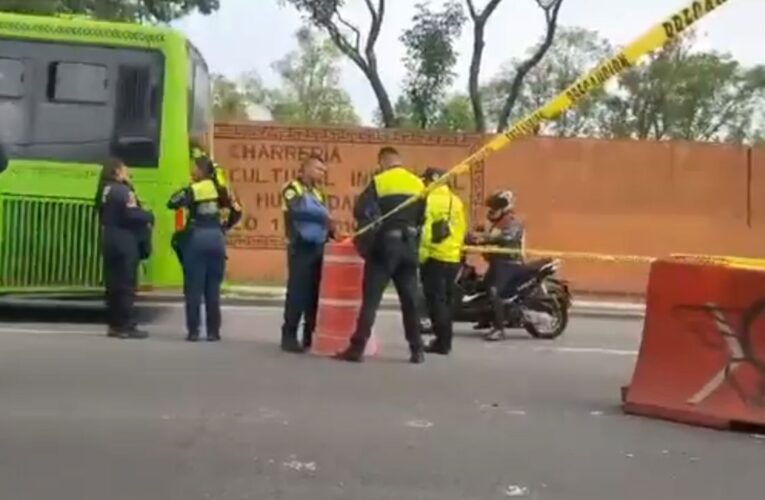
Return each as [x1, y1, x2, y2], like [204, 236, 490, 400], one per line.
[172, 0, 765, 124]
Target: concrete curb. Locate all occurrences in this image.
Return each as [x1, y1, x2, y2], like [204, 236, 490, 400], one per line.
[0, 289, 646, 319]
[139, 291, 646, 319]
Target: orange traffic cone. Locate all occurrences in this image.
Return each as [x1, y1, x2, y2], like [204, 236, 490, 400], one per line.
[312, 240, 378, 357]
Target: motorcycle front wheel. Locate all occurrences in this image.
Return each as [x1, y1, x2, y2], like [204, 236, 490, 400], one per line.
[523, 295, 569, 340]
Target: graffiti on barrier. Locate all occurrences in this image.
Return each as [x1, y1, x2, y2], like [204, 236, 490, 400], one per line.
[673, 301, 765, 407]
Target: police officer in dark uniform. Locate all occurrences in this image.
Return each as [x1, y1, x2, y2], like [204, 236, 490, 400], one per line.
[96, 157, 154, 339]
[280, 154, 334, 353]
[336, 147, 427, 364]
[167, 146, 242, 342]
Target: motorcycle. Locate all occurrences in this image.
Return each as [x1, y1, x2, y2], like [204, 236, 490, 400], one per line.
[418, 258, 572, 340]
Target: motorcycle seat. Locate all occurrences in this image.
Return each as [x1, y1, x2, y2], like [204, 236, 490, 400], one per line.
[525, 258, 554, 270]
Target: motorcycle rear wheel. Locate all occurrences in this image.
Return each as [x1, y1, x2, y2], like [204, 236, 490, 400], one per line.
[523, 296, 568, 340]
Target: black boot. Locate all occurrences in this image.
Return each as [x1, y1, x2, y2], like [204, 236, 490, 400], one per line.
[334, 347, 364, 363]
[281, 336, 304, 353]
[409, 348, 425, 364]
[207, 332, 221, 342]
[126, 328, 149, 339]
[424, 340, 449, 355]
[186, 332, 200, 342]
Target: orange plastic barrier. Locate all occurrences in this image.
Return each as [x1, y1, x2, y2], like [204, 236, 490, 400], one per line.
[622, 260, 765, 429]
[312, 240, 378, 357]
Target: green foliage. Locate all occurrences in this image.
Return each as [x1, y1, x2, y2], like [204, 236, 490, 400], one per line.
[212, 73, 249, 121]
[484, 27, 613, 137]
[484, 27, 765, 143]
[605, 33, 765, 143]
[281, 0, 395, 127]
[212, 28, 359, 126]
[400, 1, 465, 129]
[269, 27, 358, 125]
[433, 93, 476, 132]
[0, 0, 220, 23]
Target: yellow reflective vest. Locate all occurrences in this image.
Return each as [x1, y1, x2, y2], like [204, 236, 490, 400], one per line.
[419, 185, 467, 264]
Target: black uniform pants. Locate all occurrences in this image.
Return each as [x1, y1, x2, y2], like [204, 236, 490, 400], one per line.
[484, 261, 527, 330]
[421, 259, 460, 351]
[103, 242, 139, 331]
[349, 234, 423, 354]
[282, 242, 324, 347]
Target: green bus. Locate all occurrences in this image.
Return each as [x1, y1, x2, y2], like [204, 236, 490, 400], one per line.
[0, 12, 213, 295]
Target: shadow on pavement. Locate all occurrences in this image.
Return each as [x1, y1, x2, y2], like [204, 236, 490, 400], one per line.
[0, 299, 169, 325]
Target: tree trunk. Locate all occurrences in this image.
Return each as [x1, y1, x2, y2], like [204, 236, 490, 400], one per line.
[366, 67, 396, 128]
[496, 32, 557, 132]
[469, 23, 487, 133]
[495, 0, 563, 133]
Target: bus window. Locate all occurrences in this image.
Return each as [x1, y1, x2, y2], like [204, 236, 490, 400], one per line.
[0, 57, 26, 153]
[0, 57, 25, 98]
[0, 39, 163, 166]
[112, 65, 162, 167]
[47, 62, 109, 104]
[188, 44, 212, 139]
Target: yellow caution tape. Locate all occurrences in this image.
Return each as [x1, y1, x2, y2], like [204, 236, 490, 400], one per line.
[671, 253, 765, 270]
[353, 0, 734, 238]
[464, 245, 657, 264]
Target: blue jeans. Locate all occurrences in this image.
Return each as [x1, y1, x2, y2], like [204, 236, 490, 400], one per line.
[182, 227, 226, 337]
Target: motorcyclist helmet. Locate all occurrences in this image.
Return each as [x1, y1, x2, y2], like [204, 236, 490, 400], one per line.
[486, 190, 515, 222]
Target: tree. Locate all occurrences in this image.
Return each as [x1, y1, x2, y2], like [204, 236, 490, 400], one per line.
[0, 0, 220, 23]
[601, 35, 693, 141]
[376, 93, 475, 132]
[282, 0, 395, 127]
[212, 74, 249, 121]
[268, 27, 359, 125]
[492, 0, 565, 133]
[400, 1, 466, 129]
[465, 0, 503, 133]
[484, 26, 613, 137]
[434, 93, 476, 132]
[212, 28, 359, 126]
[604, 33, 765, 143]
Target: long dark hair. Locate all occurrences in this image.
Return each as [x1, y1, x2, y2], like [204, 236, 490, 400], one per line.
[94, 157, 125, 210]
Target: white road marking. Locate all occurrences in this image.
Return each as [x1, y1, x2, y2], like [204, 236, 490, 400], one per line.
[505, 410, 528, 416]
[405, 419, 434, 429]
[282, 459, 317, 472]
[504, 485, 530, 497]
[533, 346, 638, 356]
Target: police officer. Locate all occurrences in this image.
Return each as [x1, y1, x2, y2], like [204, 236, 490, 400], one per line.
[280, 154, 334, 353]
[336, 147, 426, 364]
[418, 167, 467, 355]
[97, 157, 154, 339]
[167, 145, 242, 342]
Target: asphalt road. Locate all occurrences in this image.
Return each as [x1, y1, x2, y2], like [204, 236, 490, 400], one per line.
[0, 304, 762, 500]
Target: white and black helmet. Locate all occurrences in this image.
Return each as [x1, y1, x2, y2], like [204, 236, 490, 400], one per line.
[486, 190, 515, 222]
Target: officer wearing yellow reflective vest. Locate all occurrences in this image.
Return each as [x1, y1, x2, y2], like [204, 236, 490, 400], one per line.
[280, 154, 335, 353]
[336, 147, 427, 364]
[167, 144, 242, 342]
[418, 167, 467, 355]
